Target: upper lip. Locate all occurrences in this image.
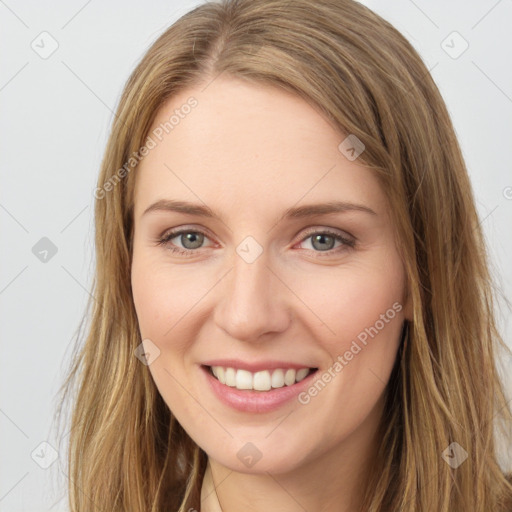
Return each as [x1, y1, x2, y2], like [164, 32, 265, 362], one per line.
[201, 358, 318, 372]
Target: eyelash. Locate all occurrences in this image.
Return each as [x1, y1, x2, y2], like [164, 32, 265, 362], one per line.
[156, 227, 356, 258]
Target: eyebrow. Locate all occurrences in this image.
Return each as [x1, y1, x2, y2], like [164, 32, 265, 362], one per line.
[142, 199, 377, 219]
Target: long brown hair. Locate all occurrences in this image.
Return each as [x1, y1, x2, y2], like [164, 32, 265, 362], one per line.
[55, 0, 512, 510]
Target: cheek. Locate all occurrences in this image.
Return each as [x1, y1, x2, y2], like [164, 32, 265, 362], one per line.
[131, 261, 167, 339]
[131, 246, 189, 339]
[131, 254, 203, 415]
[286, 258, 405, 355]
[131, 252, 216, 357]
[292, 259, 405, 430]
[131, 248, 180, 350]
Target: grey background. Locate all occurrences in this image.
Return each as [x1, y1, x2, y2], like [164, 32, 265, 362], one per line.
[1, 0, 511, 510]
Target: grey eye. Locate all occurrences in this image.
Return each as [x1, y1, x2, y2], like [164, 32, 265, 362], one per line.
[310, 234, 336, 251]
[179, 232, 205, 249]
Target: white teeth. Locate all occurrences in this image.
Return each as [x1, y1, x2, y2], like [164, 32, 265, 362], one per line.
[236, 369, 253, 390]
[284, 369, 296, 386]
[225, 367, 236, 387]
[210, 366, 314, 391]
[216, 366, 226, 384]
[271, 369, 285, 388]
[253, 370, 272, 391]
[295, 368, 310, 382]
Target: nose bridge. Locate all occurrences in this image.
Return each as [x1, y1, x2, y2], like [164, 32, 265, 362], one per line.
[213, 238, 289, 341]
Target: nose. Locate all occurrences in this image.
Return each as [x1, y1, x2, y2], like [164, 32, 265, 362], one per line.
[213, 246, 290, 342]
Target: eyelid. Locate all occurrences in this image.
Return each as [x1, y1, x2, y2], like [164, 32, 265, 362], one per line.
[157, 226, 215, 249]
[296, 225, 356, 244]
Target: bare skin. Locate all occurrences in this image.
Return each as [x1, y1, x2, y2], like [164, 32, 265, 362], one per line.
[131, 76, 411, 512]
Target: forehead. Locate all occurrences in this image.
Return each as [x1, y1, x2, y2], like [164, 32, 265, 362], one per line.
[133, 76, 387, 220]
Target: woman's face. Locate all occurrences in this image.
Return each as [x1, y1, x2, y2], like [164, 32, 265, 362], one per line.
[131, 76, 411, 474]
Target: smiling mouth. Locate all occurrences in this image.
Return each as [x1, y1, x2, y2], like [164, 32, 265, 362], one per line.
[203, 364, 318, 392]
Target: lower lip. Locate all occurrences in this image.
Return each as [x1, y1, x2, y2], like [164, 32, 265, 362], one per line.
[200, 365, 318, 413]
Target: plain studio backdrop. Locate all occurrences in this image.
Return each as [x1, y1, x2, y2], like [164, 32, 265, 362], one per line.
[1, 0, 511, 510]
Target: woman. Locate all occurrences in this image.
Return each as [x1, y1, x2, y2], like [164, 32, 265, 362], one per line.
[56, 0, 512, 510]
